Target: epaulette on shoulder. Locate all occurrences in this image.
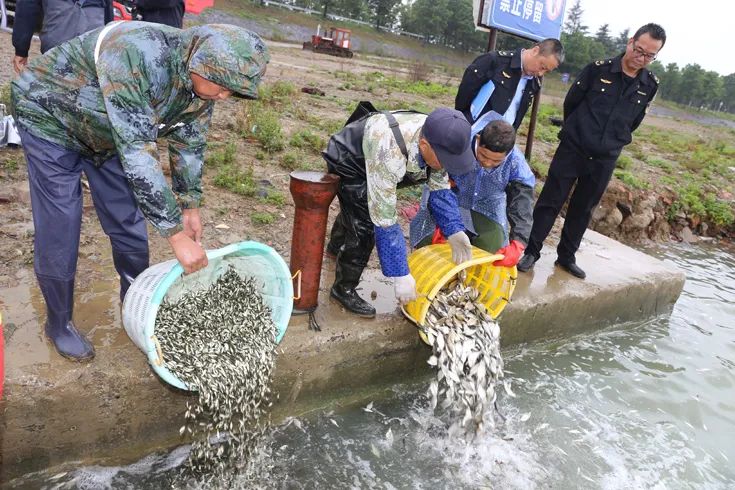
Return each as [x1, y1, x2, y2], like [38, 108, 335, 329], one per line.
[649, 70, 660, 84]
[594, 58, 613, 66]
[497, 50, 514, 57]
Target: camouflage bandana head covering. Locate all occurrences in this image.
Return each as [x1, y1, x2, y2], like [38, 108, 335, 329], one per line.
[188, 24, 269, 99]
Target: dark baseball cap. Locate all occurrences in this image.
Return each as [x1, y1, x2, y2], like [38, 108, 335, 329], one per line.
[422, 108, 474, 176]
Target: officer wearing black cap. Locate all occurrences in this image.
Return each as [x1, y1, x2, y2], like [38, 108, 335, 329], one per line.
[455, 39, 564, 135]
[323, 103, 475, 317]
[518, 23, 665, 279]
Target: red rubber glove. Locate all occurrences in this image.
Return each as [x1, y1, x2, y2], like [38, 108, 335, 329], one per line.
[431, 226, 447, 244]
[493, 240, 525, 267]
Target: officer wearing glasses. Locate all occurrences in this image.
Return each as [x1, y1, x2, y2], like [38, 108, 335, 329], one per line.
[518, 23, 665, 279]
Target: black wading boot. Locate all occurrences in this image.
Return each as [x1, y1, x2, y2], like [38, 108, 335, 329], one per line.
[38, 277, 95, 361]
[330, 262, 376, 318]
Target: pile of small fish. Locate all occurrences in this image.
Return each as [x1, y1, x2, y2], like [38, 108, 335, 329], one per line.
[155, 266, 278, 484]
[421, 283, 512, 437]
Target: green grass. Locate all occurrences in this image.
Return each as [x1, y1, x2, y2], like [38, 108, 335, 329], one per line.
[289, 129, 325, 154]
[665, 182, 735, 226]
[0, 82, 10, 108]
[614, 169, 649, 189]
[1, 153, 21, 172]
[251, 211, 275, 225]
[280, 151, 301, 171]
[645, 156, 673, 171]
[704, 194, 735, 226]
[529, 157, 549, 178]
[258, 80, 297, 105]
[239, 103, 285, 153]
[261, 190, 285, 206]
[213, 165, 257, 196]
[205, 141, 237, 167]
[361, 71, 455, 98]
[616, 155, 633, 170]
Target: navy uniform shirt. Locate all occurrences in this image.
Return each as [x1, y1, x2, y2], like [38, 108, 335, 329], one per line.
[455, 50, 541, 130]
[560, 54, 659, 159]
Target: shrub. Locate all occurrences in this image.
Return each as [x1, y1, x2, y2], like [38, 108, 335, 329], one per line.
[240, 103, 284, 153]
[616, 155, 633, 170]
[289, 129, 325, 154]
[262, 190, 285, 206]
[205, 141, 236, 168]
[213, 165, 257, 196]
[280, 151, 300, 170]
[614, 169, 649, 189]
[251, 211, 275, 225]
[0, 82, 10, 108]
[704, 194, 735, 226]
[645, 157, 672, 170]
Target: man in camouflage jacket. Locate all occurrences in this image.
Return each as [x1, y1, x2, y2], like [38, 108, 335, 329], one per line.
[324, 105, 475, 318]
[11, 22, 269, 361]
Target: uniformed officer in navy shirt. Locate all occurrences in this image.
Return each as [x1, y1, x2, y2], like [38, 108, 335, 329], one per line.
[518, 23, 666, 279]
[455, 38, 564, 135]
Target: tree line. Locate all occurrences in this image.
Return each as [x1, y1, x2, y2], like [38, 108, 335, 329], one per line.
[561, 1, 735, 113]
[261, 0, 735, 113]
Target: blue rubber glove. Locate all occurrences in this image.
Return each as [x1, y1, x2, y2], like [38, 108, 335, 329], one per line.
[374, 223, 409, 277]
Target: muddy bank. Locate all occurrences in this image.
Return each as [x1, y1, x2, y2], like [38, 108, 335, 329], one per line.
[0, 227, 685, 482]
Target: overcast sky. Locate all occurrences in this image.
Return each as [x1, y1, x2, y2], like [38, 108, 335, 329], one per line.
[574, 0, 733, 75]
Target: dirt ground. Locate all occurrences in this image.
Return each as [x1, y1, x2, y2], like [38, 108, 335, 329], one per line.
[0, 30, 454, 299]
[0, 26, 731, 301]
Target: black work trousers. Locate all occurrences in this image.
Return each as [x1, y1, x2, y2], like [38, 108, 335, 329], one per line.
[325, 163, 375, 290]
[526, 139, 618, 263]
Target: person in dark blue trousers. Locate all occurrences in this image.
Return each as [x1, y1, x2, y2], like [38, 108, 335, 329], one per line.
[12, 0, 113, 74]
[20, 127, 150, 362]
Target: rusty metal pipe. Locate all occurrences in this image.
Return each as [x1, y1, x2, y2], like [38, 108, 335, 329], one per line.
[289, 171, 340, 314]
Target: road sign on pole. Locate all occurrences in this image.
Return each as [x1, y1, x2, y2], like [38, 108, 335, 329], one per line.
[477, 0, 566, 41]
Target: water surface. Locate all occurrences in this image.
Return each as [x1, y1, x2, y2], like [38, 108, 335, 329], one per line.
[12, 244, 735, 489]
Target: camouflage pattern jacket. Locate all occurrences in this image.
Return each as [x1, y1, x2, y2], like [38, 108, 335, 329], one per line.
[12, 22, 269, 237]
[363, 112, 451, 228]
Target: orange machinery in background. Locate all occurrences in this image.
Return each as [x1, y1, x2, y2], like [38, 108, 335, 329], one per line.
[303, 24, 354, 58]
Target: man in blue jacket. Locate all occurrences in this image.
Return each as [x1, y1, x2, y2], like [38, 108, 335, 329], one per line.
[411, 120, 534, 268]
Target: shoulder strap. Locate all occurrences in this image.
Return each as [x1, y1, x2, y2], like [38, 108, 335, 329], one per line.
[94, 21, 123, 64]
[344, 100, 380, 127]
[381, 110, 409, 161]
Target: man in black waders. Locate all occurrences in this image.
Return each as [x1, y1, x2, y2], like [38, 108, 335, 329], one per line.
[517, 23, 665, 279]
[324, 103, 475, 317]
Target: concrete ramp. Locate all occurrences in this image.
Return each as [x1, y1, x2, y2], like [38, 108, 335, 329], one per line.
[0, 229, 684, 482]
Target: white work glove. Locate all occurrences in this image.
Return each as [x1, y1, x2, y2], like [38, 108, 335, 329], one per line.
[394, 274, 417, 305]
[447, 231, 472, 265]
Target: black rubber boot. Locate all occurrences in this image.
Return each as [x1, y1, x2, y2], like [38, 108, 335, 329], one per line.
[517, 253, 539, 272]
[37, 277, 95, 361]
[555, 259, 586, 279]
[331, 262, 375, 318]
[112, 249, 150, 303]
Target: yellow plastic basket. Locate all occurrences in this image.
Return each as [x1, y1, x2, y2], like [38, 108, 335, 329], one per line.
[402, 244, 517, 343]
